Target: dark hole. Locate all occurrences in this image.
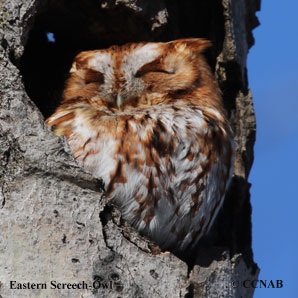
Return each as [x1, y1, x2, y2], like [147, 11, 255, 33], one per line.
[1, 38, 9, 50]
[184, 283, 194, 298]
[93, 275, 104, 282]
[99, 204, 114, 227]
[19, 0, 230, 267]
[20, 0, 224, 119]
[110, 272, 120, 281]
[71, 258, 80, 263]
[20, 2, 156, 119]
[62, 234, 67, 243]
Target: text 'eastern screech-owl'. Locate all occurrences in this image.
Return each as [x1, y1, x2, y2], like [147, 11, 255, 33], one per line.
[46, 38, 234, 253]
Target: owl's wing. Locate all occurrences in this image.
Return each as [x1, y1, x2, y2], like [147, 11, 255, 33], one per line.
[46, 97, 120, 185]
[46, 98, 84, 137]
[141, 108, 234, 251]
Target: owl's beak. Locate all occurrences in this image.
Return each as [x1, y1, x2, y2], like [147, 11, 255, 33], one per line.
[116, 93, 124, 108]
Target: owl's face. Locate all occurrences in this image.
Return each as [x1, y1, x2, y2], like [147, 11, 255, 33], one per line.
[63, 39, 212, 109]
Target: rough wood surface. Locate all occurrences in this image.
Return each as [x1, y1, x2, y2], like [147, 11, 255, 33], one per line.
[0, 0, 260, 297]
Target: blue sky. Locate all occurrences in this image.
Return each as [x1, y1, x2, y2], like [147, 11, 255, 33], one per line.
[248, 0, 298, 297]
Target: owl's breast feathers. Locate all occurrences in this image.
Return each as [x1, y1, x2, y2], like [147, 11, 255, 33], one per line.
[46, 96, 234, 252]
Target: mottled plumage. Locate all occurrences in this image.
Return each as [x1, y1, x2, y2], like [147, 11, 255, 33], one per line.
[46, 39, 234, 253]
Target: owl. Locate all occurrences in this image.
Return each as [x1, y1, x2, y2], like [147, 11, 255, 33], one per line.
[46, 38, 234, 254]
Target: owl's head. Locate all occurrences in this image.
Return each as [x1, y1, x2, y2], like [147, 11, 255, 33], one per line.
[63, 38, 213, 109]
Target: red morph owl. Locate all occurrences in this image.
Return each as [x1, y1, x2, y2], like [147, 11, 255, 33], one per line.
[46, 39, 234, 253]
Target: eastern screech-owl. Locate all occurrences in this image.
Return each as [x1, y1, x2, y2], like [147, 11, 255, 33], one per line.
[46, 38, 234, 253]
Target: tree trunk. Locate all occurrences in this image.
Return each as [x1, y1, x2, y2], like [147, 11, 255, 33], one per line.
[0, 0, 260, 297]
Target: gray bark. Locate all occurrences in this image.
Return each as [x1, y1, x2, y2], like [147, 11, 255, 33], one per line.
[0, 0, 260, 297]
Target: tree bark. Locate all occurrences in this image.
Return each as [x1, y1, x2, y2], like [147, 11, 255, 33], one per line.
[0, 0, 260, 297]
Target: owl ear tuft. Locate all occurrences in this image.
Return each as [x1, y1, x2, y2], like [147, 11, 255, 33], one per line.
[193, 39, 212, 52]
[171, 38, 212, 54]
[70, 52, 89, 72]
[69, 62, 77, 73]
